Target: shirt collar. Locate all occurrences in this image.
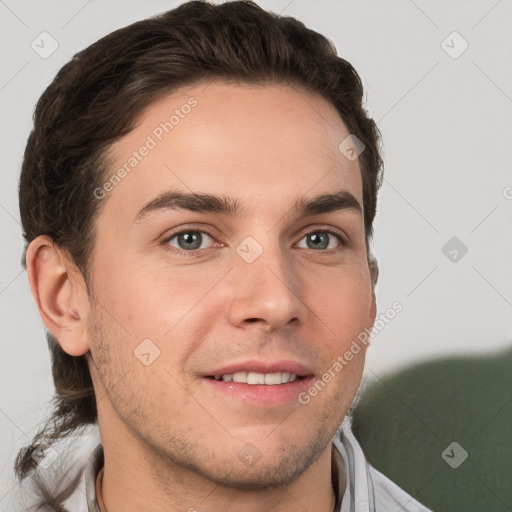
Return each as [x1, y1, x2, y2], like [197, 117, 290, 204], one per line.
[85, 429, 352, 512]
[85, 444, 103, 512]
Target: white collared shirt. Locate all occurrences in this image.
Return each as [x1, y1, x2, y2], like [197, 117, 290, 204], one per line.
[11, 423, 432, 511]
[333, 425, 432, 511]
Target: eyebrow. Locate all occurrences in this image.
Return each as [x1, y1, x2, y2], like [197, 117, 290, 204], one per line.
[133, 189, 362, 223]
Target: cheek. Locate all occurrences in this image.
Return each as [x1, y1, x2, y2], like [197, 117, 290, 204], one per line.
[91, 259, 225, 339]
[304, 266, 373, 339]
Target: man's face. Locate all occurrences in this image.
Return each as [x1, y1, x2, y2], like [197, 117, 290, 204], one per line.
[85, 81, 376, 488]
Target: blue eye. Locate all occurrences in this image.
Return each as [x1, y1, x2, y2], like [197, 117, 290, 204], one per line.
[296, 231, 342, 251]
[162, 227, 344, 255]
[166, 230, 214, 251]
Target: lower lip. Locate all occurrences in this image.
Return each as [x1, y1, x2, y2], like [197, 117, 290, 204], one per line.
[202, 376, 315, 407]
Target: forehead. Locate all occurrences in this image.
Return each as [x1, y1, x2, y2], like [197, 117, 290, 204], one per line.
[101, 80, 363, 222]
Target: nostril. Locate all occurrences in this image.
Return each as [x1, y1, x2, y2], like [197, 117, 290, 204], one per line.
[245, 318, 262, 323]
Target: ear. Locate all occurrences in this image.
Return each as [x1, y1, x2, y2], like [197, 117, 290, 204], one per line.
[26, 235, 91, 356]
[368, 255, 379, 288]
[367, 255, 378, 331]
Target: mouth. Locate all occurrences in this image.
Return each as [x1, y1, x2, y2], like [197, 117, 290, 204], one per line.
[206, 371, 303, 385]
[201, 361, 314, 406]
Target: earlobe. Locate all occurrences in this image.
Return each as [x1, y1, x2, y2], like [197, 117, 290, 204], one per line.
[26, 235, 90, 356]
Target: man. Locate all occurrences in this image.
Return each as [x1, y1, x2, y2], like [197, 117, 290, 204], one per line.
[15, 1, 431, 510]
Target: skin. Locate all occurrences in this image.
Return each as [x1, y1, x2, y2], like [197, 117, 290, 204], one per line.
[27, 81, 377, 512]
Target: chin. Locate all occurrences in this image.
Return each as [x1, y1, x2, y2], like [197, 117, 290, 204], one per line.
[187, 433, 328, 491]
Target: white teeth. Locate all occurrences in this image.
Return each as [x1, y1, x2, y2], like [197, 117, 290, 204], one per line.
[247, 372, 265, 384]
[284, 373, 298, 384]
[232, 371, 247, 383]
[264, 373, 281, 385]
[215, 372, 298, 385]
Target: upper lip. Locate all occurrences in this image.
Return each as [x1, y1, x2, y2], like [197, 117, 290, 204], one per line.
[204, 359, 313, 378]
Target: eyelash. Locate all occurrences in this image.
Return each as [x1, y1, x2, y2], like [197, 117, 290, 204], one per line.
[161, 225, 347, 256]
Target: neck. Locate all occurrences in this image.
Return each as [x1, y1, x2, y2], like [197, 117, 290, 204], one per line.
[96, 428, 339, 512]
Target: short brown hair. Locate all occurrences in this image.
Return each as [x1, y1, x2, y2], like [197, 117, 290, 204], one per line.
[16, 0, 383, 492]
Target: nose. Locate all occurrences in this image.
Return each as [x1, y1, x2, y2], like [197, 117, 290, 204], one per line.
[226, 243, 308, 332]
